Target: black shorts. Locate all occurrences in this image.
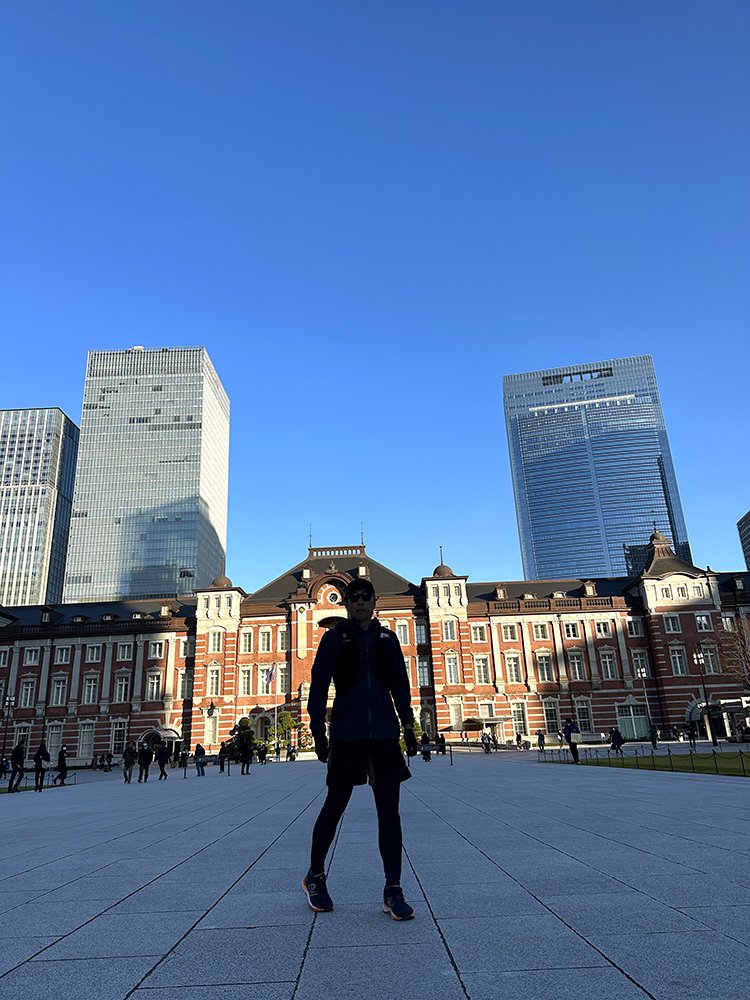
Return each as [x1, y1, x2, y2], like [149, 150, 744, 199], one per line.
[326, 739, 411, 788]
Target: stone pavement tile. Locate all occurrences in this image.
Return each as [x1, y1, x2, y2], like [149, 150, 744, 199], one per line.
[296, 942, 466, 1000]
[423, 880, 542, 918]
[130, 985, 295, 1000]
[108, 883, 223, 914]
[39, 874, 154, 901]
[616, 872, 750, 906]
[308, 901, 439, 947]
[2, 898, 118, 937]
[0, 866, 104, 891]
[542, 890, 704, 934]
[0, 935, 59, 975]
[463, 966, 653, 1000]
[34, 910, 202, 959]
[575, 851, 693, 878]
[438, 913, 608, 972]
[198, 891, 308, 928]
[0, 955, 156, 1000]
[231, 867, 302, 894]
[588, 930, 750, 1000]
[142, 925, 308, 987]
[415, 861, 510, 885]
[504, 861, 624, 896]
[0, 890, 43, 912]
[679, 904, 750, 944]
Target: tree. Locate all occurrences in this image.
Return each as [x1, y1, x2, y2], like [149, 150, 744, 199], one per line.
[717, 611, 750, 693]
[268, 711, 298, 746]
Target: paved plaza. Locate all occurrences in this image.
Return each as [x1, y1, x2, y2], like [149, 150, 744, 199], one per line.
[1, 750, 749, 1000]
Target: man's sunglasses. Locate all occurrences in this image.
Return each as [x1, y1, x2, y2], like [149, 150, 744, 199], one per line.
[348, 593, 373, 603]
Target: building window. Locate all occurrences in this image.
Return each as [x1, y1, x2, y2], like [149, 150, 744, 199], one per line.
[474, 655, 490, 685]
[532, 623, 548, 641]
[51, 678, 67, 706]
[259, 665, 276, 696]
[692, 585, 704, 599]
[149, 641, 164, 659]
[241, 631, 253, 654]
[536, 653, 554, 682]
[505, 653, 523, 684]
[631, 650, 649, 677]
[695, 614, 712, 632]
[210, 632, 222, 654]
[82, 675, 99, 705]
[564, 622, 580, 639]
[85, 644, 102, 663]
[24, 647, 40, 666]
[78, 722, 95, 759]
[0, 649, 7, 668]
[702, 646, 720, 674]
[445, 653, 460, 685]
[676, 585, 688, 599]
[510, 702, 528, 734]
[574, 699, 593, 733]
[111, 721, 127, 755]
[443, 620, 457, 642]
[14, 725, 31, 754]
[595, 621, 612, 638]
[415, 621, 427, 645]
[207, 668, 220, 697]
[395, 621, 409, 645]
[663, 615, 681, 634]
[670, 646, 688, 675]
[55, 646, 71, 665]
[568, 650, 586, 681]
[417, 657, 431, 686]
[627, 620, 644, 637]
[449, 702, 463, 731]
[20, 679, 36, 708]
[117, 642, 133, 661]
[278, 662, 289, 694]
[501, 623, 517, 642]
[177, 670, 188, 699]
[600, 651, 617, 680]
[240, 667, 252, 696]
[180, 638, 193, 658]
[260, 629, 272, 653]
[543, 700, 561, 734]
[146, 673, 161, 700]
[471, 625, 487, 643]
[278, 626, 289, 652]
[47, 724, 63, 759]
[660, 586, 672, 599]
[721, 615, 735, 632]
[204, 714, 218, 746]
[114, 674, 130, 702]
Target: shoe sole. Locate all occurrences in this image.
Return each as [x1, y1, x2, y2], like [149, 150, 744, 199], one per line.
[382, 903, 415, 921]
[301, 878, 333, 913]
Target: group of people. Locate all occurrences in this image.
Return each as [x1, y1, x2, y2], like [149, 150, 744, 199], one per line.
[2, 739, 69, 792]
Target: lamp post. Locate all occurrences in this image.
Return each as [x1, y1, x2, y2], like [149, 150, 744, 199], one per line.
[1, 695, 16, 766]
[635, 665, 652, 727]
[693, 650, 719, 747]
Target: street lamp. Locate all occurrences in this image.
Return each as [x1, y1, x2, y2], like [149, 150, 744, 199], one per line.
[1, 695, 16, 766]
[693, 650, 719, 748]
[635, 666, 652, 727]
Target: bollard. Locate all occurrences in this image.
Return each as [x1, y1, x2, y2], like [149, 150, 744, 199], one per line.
[449, 744, 453, 766]
[741, 749, 747, 777]
[713, 750, 719, 775]
[668, 748, 674, 771]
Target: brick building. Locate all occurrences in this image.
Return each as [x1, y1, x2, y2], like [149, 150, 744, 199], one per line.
[1, 534, 749, 764]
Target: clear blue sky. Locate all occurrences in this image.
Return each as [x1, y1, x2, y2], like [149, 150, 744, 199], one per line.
[2, 1, 748, 590]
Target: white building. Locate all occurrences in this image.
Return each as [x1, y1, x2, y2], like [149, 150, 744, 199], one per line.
[63, 347, 229, 602]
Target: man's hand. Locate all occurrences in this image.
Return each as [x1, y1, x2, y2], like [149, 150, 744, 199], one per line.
[403, 727, 418, 758]
[314, 734, 329, 763]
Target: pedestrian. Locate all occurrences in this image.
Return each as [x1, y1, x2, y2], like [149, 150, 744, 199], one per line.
[274, 741, 281, 762]
[105, 751, 113, 771]
[240, 743, 252, 775]
[303, 577, 418, 921]
[536, 729, 545, 751]
[420, 731, 432, 762]
[257, 744, 267, 764]
[8, 740, 25, 792]
[194, 742, 206, 776]
[52, 745, 69, 786]
[218, 741, 227, 773]
[563, 717, 581, 763]
[137, 742, 153, 782]
[687, 720, 698, 750]
[481, 730, 491, 754]
[649, 724, 659, 751]
[155, 743, 170, 780]
[122, 741, 137, 783]
[33, 740, 51, 792]
[557, 730, 564, 748]
[515, 732, 523, 750]
[179, 749, 188, 769]
[0, 756, 7, 780]
[438, 734, 447, 755]
[610, 727, 624, 755]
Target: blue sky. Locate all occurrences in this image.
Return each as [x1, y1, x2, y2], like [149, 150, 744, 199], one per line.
[2, 1, 748, 590]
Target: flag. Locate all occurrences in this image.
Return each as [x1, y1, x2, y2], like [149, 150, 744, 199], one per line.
[266, 664, 277, 686]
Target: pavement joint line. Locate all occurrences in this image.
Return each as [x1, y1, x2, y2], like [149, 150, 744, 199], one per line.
[404, 778, 661, 1000]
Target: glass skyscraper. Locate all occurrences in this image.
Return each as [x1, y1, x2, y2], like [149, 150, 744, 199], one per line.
[63, 347, 229, 602]
[0, 408, 79, 605]
[503, 355, 691, 579]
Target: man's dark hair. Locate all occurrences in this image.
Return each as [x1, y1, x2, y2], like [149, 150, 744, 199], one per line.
[344, 578, 376, 601]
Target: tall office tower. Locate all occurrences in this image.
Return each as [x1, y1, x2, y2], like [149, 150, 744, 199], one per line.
[503, 355, 691, 579]
[739, 511, 750, 571]
[63, 347, 229, 602]
[0, 408, 79, 605]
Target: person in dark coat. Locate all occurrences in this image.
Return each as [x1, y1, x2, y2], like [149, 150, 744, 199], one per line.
[52, 745, 68, 786]
[563, 717, 581, 764]
[218, 741, 227, 773]
[437, 734, 447, 755]
[137, 742, 153, 782]
[155, 743, 170, 780]
[33, 741, 51, 792]
[649, 724, 659, 751]
[610, 727, 625, 755]
[122, 742, 137, 783]
[8, 740, 25, 792]
[194, 742, 206, 776]
[420, 731, 431, 762]
[240, 742, 252, 775]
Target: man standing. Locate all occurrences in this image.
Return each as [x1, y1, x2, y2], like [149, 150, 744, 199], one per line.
[8, 740, 25, 792]
[137, 742, 153, 783]
[563, 717, 581, 764]
[122, 741, 137, 784]
[303, 578, 418, 921]
[155, 743, 170, 780]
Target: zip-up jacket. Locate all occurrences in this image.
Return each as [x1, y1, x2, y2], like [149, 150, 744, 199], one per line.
[307, 617, 414, 743]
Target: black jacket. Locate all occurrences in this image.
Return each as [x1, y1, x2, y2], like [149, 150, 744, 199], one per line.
[137, 746, 153, 765]
[307, 618, 414, 743]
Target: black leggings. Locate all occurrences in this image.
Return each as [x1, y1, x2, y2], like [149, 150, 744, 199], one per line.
[311, 781, 403, 885]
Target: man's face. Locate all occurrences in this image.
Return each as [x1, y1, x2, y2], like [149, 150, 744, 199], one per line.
[346, 589, 376, 625]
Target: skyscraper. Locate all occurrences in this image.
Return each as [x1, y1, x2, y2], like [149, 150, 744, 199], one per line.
[738, 510, 750, 571]
[503, 355, 691, 579]
[63, 347, 229, 602]
[0, 408, 79, 605]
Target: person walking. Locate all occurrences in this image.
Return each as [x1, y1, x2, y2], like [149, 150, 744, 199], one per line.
[137, 742, 153, 782]
[155, 743, 170, 780]
[33, 741, 51, 792]
[303, 577, 418, 921]
[536, 729, 545, 751]
[8, 740, 25, 792]
[437, 734, 447, 755]
[687, 720, 698, 750]
[610, 727, 625, 755]
[52, 745, 68, 786]
[481, 731, 491, 754]
[420, 731, 432, 762]
[240, 742, 252, 775]
[194, 742, 206, 776]
[122, 741, 137, 783]
[218, 742, 227, 773]
[563, 717, 581, 764]
[649, 724, 659, 751]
